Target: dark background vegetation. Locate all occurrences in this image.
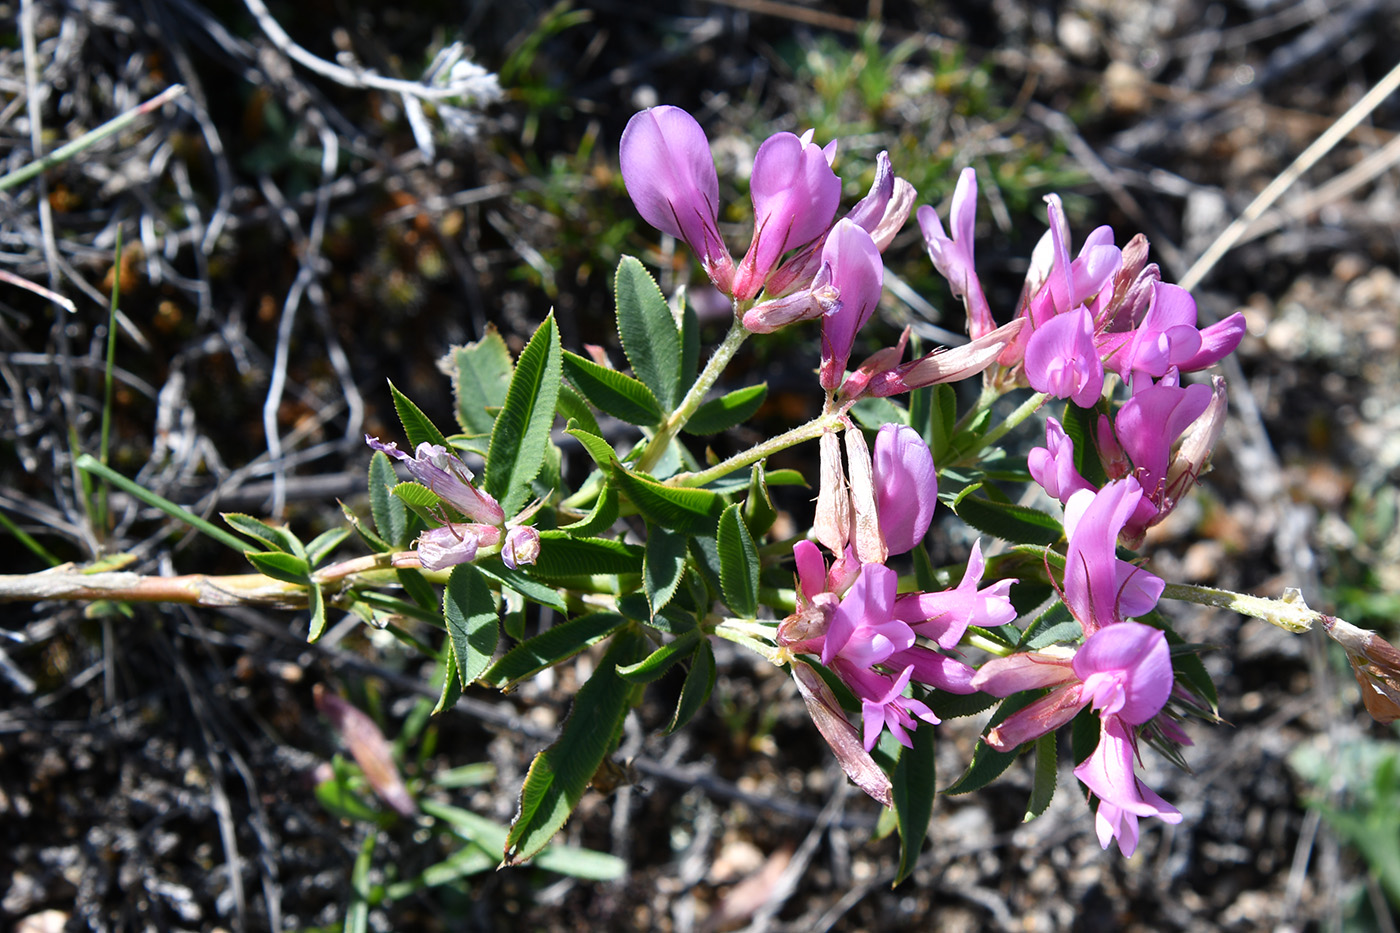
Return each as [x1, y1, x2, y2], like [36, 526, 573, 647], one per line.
[4, 0, 1400, 929]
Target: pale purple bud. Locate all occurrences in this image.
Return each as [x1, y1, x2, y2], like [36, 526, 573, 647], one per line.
[971, 649, 1078, 696]
[314, 685, 416, 816]
[984, 681, 1087, 750]
[860, 319, 1025, 398]
[814, 430, 850, 554]
[872, 424, 936, 556]
[733, 130, 842, 300]
[1162, 375, 1228, 510]
[620, 106, 734, 293]
[501, 525, 541, 569]
[918, 167, 995, 339]
[739, 263, 836, 333]
[818, 220, 884, 391]
[844, 427, 887, 565]
[416, 523, 500, 572]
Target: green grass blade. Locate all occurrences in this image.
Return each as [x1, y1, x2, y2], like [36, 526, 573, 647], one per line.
[74, 453, 249, 553]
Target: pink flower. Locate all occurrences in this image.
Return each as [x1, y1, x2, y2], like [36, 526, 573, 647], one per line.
[1063, 480, 1164, 636]
[1024, 306, 1105, 407]
[733, 130, 842, 300]
[892, 540, 1015, 649]
[365, 436, 505, 525]
[416, 523, 502, 571]
[817, 220, 884, 390]
[765, 151, 915, 297]
[972, 621, 1179, 855]
[918, 167, 995, 339]
[1074, 716, 1182, 856]
[619, 107, 734, 293]
[872, 424, 937, 556]
[838, 662, 939, 750]
[1027, 417, 1094, 504]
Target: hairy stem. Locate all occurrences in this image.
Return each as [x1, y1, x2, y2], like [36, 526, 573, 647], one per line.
[1161, 582, 1317, 634]
[636, 315, 750, 474]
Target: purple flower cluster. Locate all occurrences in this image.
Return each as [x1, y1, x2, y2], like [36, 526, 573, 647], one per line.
[922, 170, 1247, 405]
[365, 437, 540, 572]
[778, 424, 1015, 751]
[620, 107, 1024, 399]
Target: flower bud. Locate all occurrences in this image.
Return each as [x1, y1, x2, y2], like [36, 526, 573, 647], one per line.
[1323, 615, 1400, 723]
[501, 525, 541, 569]
[813, 430, 850, 554]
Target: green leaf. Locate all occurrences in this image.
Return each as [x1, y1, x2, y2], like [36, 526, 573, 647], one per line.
[341, 500, 390, 554]
[617, 628, 701, 683]
[246, 550, 311, 584]
[222, 513, 298, 553]
[448, 325, 515, 436]
[505, 630, 644, 865]
[565, 423, 623, 472]
[1025, 733, 1057, 821]
[397, 567, 439, 611]
[306, 527, 350, 566]
[368, 451, 410, 549]
[485, 313, 563, 516]
[433, 649, 462, 715]
[559, 483, 619, 536]
[682, 384, 767, 436]
[308, 581, 327, 642]
[954, 494, 1064, 546]
[391, 480, 440, 510]
[741, 463, 778, 538]
[389, 379, 453, 450]
[892, 718, 936, 885]
[943, 693, 1036, 795]
[644, 525, 687, 617]
[562, 350, 663, 426]
[475, 560, 569, 613]
[666, 638, 716, 734]
[1061, 400, 1109, 488]
[849, 395, 907, 431]
[1020, 601, 1082, 650]
[615, 256, 681, 410]
[615, 468, 725, 535]
[423, 800, 626, 880]
[556, 384, 602, 440]
[443, 564, 499, 688]
[530, 532, 643, 579]
[716, 504, 759, 619]
[482, 612, 628, 689]
[926, 384, 958, 462]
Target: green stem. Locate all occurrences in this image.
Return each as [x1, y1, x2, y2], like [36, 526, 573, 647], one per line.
[710, 617, 784, 665]
[75, 453, 250, 554]
[966, 630, 1015, 657]
[949, 391, 1049, 467]
[1161, 582, 1317, 634]
[636, 315, 750, 474]
[670, 412, 842, 489]
[0, 85, 187, 192]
